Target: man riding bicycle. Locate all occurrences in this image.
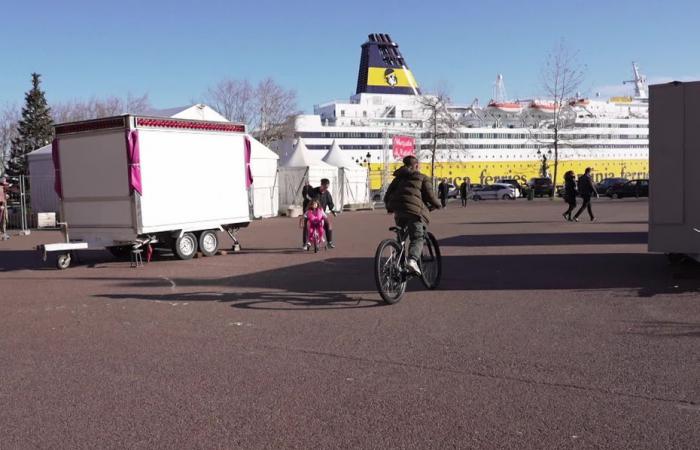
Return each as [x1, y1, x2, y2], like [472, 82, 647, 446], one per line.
[383, 156, 441, 276]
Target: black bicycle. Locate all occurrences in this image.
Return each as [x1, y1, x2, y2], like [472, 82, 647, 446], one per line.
[374, 226, 442, 304]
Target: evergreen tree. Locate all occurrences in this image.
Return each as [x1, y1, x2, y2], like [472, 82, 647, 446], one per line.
[7, 73, 54, 176]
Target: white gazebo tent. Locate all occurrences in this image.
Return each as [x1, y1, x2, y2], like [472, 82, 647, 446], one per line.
[278, 138, 338, 214]
[27, 144, 61, 215]
[248, 136, 279, 218]
[322, 140, 370, 208]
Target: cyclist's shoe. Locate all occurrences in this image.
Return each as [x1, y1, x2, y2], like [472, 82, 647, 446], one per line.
[328, 241, 336, 249]
[406, 258, 422, 276]
[302, 243, 310, 251]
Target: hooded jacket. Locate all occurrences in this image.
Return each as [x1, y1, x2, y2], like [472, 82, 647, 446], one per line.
[384, 167, 441, 223]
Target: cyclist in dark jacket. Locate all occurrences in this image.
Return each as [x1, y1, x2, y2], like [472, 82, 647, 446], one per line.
[562, 170, 577, 221]
[573, 167, 598, 221]
[384, 156, 441, 275]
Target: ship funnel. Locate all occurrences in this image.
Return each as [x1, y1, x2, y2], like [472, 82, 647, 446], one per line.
[356, 33, 420, 96]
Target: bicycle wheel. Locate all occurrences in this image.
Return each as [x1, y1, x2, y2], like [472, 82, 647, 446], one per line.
[420, 232, 442, 289]
[374, 239, 406, 304]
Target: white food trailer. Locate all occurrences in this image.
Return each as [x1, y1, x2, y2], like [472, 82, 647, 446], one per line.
[40, 115, 253, 268]
[648, 80, 700, 261]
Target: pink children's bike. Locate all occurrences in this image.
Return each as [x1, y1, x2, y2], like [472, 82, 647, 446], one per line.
[307, 216, 327, 253]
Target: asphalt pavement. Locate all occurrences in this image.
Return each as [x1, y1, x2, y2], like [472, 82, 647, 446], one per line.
[0, 198, 698, 449]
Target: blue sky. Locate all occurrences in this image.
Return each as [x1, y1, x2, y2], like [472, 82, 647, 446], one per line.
[1, 0, 699, 113]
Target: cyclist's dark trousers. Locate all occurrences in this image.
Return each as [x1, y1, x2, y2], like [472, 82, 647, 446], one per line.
[302, 218, 333, 244]
[460, 196, 467, 207]
[395, 214, 425, 262]
[574, 194, 594, 220]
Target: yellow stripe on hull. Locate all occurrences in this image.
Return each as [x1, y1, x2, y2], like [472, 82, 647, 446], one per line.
[367, 159, 649, 190]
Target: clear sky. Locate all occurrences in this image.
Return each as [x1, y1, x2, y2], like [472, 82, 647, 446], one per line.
[1, 0, 699, 113]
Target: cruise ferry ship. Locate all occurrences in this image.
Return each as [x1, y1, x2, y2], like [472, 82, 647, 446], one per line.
[273, 34, 649, 190]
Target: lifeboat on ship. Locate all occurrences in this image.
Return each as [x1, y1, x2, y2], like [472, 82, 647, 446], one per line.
[487, 100, 523, 113]
[529, 100, 558, 115]
[569, 98, 590, 107]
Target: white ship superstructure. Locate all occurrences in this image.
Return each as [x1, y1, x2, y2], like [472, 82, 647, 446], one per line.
[273, 34, 649, 189]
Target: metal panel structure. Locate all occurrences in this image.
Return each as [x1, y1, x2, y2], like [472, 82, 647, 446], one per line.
[648, 81, 700, 257]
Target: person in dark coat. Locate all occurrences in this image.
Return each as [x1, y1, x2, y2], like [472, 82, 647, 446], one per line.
[562, 170, 577, 221]
[573, 167, 598, 221]
[301, 180, 313, 211]
[459, 178, 469, 207]
[437, 179, 448, 208]
[384, 156, 442, 275]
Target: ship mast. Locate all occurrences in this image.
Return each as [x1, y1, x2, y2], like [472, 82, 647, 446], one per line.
[493, 74, 507, 103]
[623, 62, 648, 99]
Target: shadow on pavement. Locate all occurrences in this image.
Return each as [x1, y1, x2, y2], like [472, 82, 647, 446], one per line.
[93, 253, 700, 310]
[0, 249, 117, 271]
[622, 321, 700, 338]
[439, 232, 648, 247]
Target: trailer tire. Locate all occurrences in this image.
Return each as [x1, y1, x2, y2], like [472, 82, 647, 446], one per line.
[199, 230, 218, 257]
[173, 233, 197, 260]
[57, 253, 71, 270]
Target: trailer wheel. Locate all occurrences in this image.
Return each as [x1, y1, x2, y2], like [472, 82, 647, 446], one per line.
[199, 230, 218, 257]
[57, 253, 71, 270]
[173, 233, 197, 260]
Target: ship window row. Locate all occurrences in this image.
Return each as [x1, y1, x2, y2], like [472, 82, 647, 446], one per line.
[298, 131, 647, 140]
[306, 143, 648, 151]
[574, 123, 647, 128]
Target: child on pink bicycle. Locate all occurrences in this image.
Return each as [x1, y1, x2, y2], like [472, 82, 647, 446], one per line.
[299, 199, 327, 251]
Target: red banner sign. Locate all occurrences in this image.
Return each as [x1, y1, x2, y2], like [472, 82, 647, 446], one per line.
[392, 135, 415, 158]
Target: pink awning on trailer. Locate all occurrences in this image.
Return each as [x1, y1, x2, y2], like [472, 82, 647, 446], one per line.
[244, 136, 254, 188]
[126, 130, 143, 195]
[51, 138, 62, 199]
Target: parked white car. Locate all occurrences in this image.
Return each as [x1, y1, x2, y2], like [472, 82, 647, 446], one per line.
[470, 183, 518, 200]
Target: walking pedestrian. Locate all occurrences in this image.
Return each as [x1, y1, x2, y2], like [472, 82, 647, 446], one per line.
[0, 178, 9, 240]
[459, 178, 469, 207]
[438, 179, 448, 208]
[562, 170, 577, 221]
[573, 167, 598, 222]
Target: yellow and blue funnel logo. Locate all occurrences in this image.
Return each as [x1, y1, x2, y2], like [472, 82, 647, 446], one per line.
[367, 67, 419, 90]
[356, 33, 421, 95]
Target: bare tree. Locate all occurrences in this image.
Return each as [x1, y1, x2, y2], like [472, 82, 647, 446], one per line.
[52, 93, 151, 123]
[204, 79, 254, 124]
[253, 78, 298, 146]
[0, 103, 20, 177]
[540, 39, 586, 195]
[203, 77, 298, 146]
[416, 89, 458, 184]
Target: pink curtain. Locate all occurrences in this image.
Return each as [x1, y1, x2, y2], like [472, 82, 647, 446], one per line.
[126, 130, 143, 195]
[244, 136, 254, 188]
[51, 138, 63, 199]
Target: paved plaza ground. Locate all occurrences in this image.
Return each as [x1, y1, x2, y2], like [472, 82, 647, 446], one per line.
[0, 198, 698, 448]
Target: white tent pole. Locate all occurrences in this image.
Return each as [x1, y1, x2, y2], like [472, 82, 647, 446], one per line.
[271, 169, 279, 216]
